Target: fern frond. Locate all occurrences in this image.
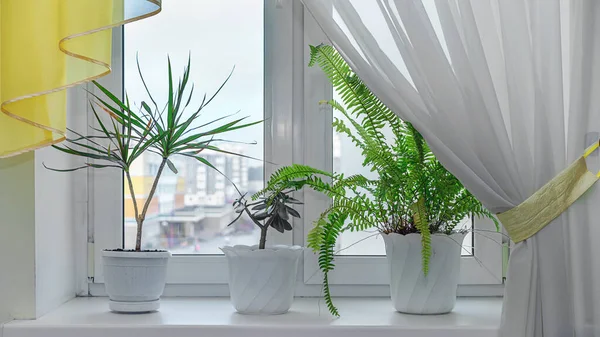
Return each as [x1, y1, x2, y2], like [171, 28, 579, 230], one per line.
[316, 211, 346, 317]
[307, 216, 326, 252]
[322, 273, 339, 317]
[324, 98, 405, 182]
[254, 164, 334, 199]
[333, 174, 375, 191]
[411, 197, 431, 275]
[309, 44, 404, 146]
[332, 116, 367, 154]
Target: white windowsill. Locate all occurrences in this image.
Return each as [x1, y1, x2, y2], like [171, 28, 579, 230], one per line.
[3, 297, 502, 337]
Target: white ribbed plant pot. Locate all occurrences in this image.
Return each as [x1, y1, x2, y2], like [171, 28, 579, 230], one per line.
[383, 232, 466, 315]
[102, 250, 171, 313]
[222, 245, 303, 315]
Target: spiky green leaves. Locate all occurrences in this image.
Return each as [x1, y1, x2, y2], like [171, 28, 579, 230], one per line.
[46, 55, 263, 252]
[48, 55, 262, 179]
[113, 56, 262, 163]
[47, 97, 160, 173]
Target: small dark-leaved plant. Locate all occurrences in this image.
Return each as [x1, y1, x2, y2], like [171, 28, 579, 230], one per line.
[229, 190, 302, 249]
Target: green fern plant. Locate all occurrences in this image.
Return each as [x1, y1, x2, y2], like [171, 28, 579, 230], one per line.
[257, 44, 498, 316]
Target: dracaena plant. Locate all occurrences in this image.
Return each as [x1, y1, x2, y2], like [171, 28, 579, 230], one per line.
[46, 56, 261, 252]
[257, 44, 498, 316]
[229, 190, 302, 250]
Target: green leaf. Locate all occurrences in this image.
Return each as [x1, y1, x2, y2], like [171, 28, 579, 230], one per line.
[64, 139, 111, 157]
[136, 53, 159, 111]
[184, 83, 195, 108]
[286, 205, 301, 218]
[167, 56, 175, 129]
[253, 211, 269, 221]
[185, 154, 241, 196]
[199, 145, 267, 164]
[52, 144, 114, 162]
[129, 132, 167, 165]
[171, 118, 260, 149]
[201, 67, 234, 109]
[411, 197, 431, 276]
[65, 127, 108, 151]
[43, 163, 90, 172]
[252, 203, 267, 211]
[173, 55, 191, 122]
[166, 159, 178, 174]
[89, 103, 118, 147]
[90, 81, 145, 128]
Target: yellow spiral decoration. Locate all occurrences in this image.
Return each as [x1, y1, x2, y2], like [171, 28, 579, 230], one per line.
[0, 0, 161, 158]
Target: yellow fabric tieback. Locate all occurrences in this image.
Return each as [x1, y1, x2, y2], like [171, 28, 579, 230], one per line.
[0, 0, 161, 158]
[498, 141, 600, 243]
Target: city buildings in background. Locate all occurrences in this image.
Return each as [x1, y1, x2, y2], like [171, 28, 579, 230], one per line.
[124, 145, 262, 254]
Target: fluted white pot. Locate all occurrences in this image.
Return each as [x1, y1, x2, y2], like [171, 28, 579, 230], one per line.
[383, 232, 466, 314]
[222, 245, 302, 315]
[102, 250, 171, 313]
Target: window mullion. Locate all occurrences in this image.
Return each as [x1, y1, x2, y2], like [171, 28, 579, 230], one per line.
[91, 27, 125, 283]
[301, 3, 334, 283]
[264, 0, 295, 246]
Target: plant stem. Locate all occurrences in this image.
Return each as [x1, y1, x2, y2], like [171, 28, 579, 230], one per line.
[243, 207, 268, 249]
[259, 225, 269, 250]
[135, 157, 168, 251]
[125, 171, 141, 250]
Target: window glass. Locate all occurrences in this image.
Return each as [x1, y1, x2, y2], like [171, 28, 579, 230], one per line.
[123, 0, 264, 254]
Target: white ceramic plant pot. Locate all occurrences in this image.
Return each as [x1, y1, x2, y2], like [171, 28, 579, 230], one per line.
[222, 245, 303, 315]
[102, 250, 171, 313]
[383, 232, 466, 314]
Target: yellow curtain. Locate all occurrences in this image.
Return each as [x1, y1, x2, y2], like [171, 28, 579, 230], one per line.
[0, 0, 161, 158]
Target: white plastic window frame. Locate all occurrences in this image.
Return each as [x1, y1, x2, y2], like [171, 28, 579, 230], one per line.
[87, 0, 503, 296]
[300, 6, 504, 290]
[89, 0, 296, 292]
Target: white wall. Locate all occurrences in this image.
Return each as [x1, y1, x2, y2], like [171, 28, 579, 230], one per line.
[34, 149, 77, 317]
[0, 153, 37, 322]
[0, 86, 85, 324]
[32, 86, 87, 317]
[0, 150, 78, 323]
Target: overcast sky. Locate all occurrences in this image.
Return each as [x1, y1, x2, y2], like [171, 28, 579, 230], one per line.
[124, 0, 264, 166]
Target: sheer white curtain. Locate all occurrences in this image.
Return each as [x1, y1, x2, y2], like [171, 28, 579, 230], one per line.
[302, 0, 600, 336]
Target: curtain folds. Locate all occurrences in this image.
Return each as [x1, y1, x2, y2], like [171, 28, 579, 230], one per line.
[0, 0, 161, 158]
[302, 0, 600, 336]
